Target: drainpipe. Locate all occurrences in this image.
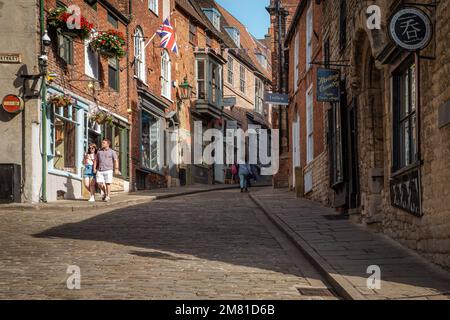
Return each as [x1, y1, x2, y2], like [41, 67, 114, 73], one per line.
[40, 0, 47, 202]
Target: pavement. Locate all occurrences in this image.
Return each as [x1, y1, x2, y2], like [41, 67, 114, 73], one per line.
[0, 188, 337, 300]
[250, 188, 450, 300]
[0, 184, 246, 212]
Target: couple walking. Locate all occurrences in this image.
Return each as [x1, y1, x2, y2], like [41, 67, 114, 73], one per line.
[83, 139, 120, 202]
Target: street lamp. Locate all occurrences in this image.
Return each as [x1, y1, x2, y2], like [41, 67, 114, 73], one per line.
[179, 76, 193, 100]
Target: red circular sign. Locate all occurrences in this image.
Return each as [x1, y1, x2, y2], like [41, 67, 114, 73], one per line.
[2, 95, 24, 114]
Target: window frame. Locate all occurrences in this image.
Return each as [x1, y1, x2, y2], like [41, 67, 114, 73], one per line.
[148, 0, 159, 15]
[392, 57, 419, 173]
[255, 77, 264, 114]
[161, 50, 172, 100]
[227, 55, 234, 85]
[294, 32, 299, 90]
[57, 31, 74, 65]
[108, 57, 120, 91]
[306, 3, 313, 70]
[306, 85, 314, 163]
[134, 27, 146, 83]
[239, 64, 246, 93]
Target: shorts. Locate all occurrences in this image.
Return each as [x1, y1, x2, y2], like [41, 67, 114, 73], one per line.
[96, 170, 113, 184]
[84, 165, 95, 178]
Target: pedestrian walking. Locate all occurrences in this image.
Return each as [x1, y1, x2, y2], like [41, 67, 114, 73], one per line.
[238, 162, 252, 193]
[94, 139, 120, 202]
[83, 143, 98, 202]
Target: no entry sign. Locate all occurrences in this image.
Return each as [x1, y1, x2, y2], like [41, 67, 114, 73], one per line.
[2, 95, 24, 114]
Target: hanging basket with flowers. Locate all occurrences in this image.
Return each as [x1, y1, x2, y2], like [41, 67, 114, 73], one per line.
[47, 7, 93, 40]
[90, 110, 114, 125]
[90, 30, 126, 59]
[47, 93, 75, 108]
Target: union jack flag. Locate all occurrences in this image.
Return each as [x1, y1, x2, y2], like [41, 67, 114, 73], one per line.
[156, 19, 178, 55]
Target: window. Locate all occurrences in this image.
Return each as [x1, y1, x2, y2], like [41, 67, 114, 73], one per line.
[189, 20, 197, 45]
[51, 106, 77, 173]
[141, 112, 161, 171]
[294, 32, 299, 89]
[202, 8, 221, 30]
[163, 0, 170, 20]
[149, 0, 158, 15]
[339, 0, 347, 51]
[324, 37, 330, 67]
[57, 31, 73, 64]
[225, 27, 240, 47]
[227, 56, 234, 85]
[195, 56, 222, 107]
[205, 33, 212, 48]
[306, 4, 313, 69]
[103, 123, 130, 179]
[255, 78, 264, 114]
[196, 59, 206, 99]
[107, 11, 118, 28]
[239, 65, 246, 93]
[84, 0, 97, 10]
[329, 102, 344, 185]
[393, 60, 418, 171]
[85, 34, 99, 79]
[256, 53, 268, 69]
[134, 27, 146, 82]
[306, 87, 314, 163]
[108, 58, 119, 91]
[161, 50, 171, 99]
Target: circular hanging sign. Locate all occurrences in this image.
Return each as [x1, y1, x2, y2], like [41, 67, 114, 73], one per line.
[2, 95, 24, 114]
[389, 7, 433, 52]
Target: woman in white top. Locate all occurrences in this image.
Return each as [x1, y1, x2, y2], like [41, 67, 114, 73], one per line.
[83, 143, 98, 202]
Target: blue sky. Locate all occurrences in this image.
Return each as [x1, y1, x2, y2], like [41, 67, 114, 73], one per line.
[216, 0, 270, 39]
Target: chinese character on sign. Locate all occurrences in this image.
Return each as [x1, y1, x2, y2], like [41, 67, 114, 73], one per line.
[389, 7, 432, 51]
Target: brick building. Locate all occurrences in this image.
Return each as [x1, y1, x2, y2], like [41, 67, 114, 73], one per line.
[311, 0, 450, 269]
[42, 0, 131, 201]
[285, 0, 328, 204]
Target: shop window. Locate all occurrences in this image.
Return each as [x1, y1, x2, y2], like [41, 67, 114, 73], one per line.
[141, 112, 161, 171]
[329, 102, 344, 185]
[103, 123, 130, 179]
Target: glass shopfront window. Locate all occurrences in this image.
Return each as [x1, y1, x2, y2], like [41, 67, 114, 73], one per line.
[103, 122, 130, 179]
[141, 111, 161, 171]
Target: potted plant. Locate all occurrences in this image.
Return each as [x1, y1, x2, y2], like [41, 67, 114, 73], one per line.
[90, 110, 113, 125]
[47, 93, 75, 108]
[90, 29, 126, 59]
[47, 7, 93, 40]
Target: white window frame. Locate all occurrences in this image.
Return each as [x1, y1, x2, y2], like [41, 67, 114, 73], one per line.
[162, 0, 170, 20]
[239, 64, 246, 93]
[85, 33, 99, 80]
[306, 3, 313, 70]
[149, 0, 158, 15]
[227, 56, 234, 85]
[161, 50, 171, 99]
[134, 27, 146, 83]
[255, 77, 264, 114]
[294, 32, 299, 91]
[306, 85, 314, 163]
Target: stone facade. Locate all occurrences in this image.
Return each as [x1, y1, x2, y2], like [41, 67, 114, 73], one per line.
[317, 0, 450, 269]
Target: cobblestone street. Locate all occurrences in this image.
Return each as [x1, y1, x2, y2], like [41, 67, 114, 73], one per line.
[0, 189, 336, 300]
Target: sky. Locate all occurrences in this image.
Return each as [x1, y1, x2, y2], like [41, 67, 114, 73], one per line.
[215, 0, 271, 39]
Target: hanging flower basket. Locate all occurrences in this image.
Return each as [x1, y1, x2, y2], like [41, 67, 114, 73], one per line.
[90, 110, 114, 125]
[47, 7, 93, 40]
[90, 30, 126, 59]
[47, 93, 75, 108]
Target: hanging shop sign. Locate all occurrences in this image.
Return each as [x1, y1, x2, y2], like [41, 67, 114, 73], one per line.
[264, 92, 289, 106]
[1, 95, 24, 114]
[389, 7, 433, 52]
[0, 53, 21, 64]
[316, 68, 340, 102]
